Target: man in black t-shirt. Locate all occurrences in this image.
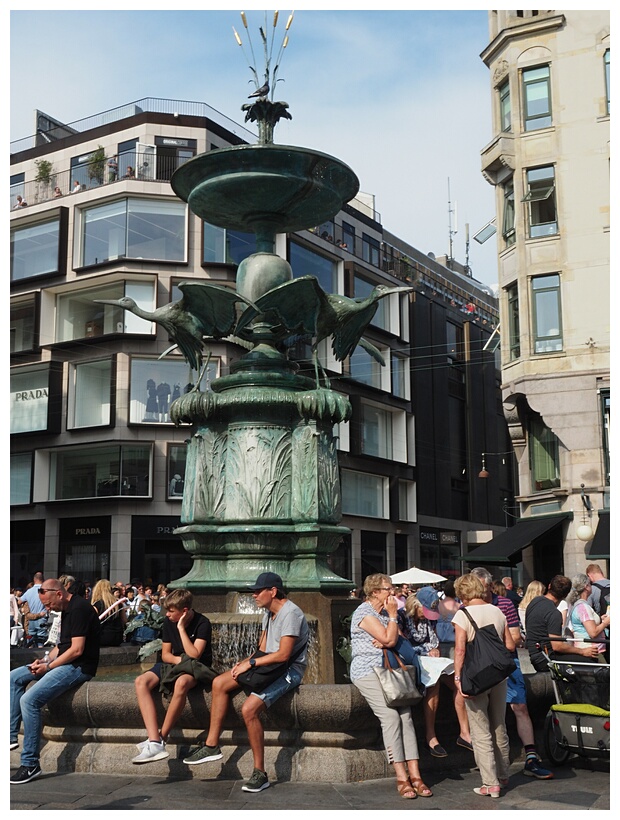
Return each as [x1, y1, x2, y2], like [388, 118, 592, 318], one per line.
[526, 575, 600, 672]
[132, 588, 213, 764]
[10, 579, 101, 785]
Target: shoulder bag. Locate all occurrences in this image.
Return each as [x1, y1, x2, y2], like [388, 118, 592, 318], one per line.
[373, 649, 423, 708]
[236, 619, 306, 696]
[460, 607, 516, 696]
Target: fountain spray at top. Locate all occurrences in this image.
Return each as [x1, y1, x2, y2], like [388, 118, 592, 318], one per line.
[234, 10, 294, 144]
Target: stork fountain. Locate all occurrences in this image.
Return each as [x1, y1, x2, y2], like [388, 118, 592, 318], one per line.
[98, 11, 411, 683]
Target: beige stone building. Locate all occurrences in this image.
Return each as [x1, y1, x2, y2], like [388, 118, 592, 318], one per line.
[470, 10, 610, 581]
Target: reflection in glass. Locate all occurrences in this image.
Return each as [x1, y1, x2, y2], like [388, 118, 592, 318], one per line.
[11, 219, 60, 281]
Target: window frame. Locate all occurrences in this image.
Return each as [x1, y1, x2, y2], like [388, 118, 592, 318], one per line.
[10, 362, 62, 436]
[499, 78, 511, 132]
[528, 415, 561, 492]
[523, 165, 558, 238]
[11, 294, 40, 354]
[167, 442, 188, 500]
[67, 356, 116, 431]
[10, 452, 33, 506]
[604, 49, 610, 115]
[10, 208, 68, 284]
[502, 179, 516, 246]
[522, 64, 552, 132]
[506, 283, 520, 361]
[341, 468, 388, 519]
[202, 221, 257, 266]
[531, 273, 563, 354]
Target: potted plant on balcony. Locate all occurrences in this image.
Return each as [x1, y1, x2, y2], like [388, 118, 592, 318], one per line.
[88, 145, 107, 186]
[34, 158, 54, 201]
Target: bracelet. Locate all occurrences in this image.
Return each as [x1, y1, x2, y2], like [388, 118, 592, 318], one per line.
[454, 675, 461, 682]
[389, 618, 398, 623]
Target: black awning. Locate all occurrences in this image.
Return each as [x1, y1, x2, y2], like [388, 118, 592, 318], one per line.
[465, 514, 569, 564]
[587, 510, 610, 559]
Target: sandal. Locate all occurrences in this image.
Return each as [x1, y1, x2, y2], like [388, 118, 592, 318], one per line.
[473, 785, 500, 798]
[396, 778, 417, 799]
[410, 778, 433, 798]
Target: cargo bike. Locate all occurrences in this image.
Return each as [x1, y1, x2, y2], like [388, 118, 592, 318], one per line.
[542, 641, 610, 766]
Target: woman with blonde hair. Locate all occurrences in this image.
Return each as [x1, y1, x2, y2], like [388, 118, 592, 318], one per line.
[91, 579, 127, 646]
[349, 573, 432, 799]
[517, 580, 546, 633]
[565, 574, 609, 662]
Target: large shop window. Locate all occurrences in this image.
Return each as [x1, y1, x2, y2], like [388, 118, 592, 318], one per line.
[531, 273, 562, 353]
[11, 453, 32, 506]
[69, 359, 113, 429]
[289, 240, 337, 293]
[522, 65, 552, 131]
[529, 415, 561, 492]
[56, 280, 154, 342]
[49, 444, 152, 500]
[168, 443, 187, 499]
[80, 198, 186, 266]
[11, 365, 60, 434]
[203, 222, 257, 266]
[11, 216, 62, 282]
[11, 296, 37, 353]
[129, 357, 217, 424]
[341, 469, 386, 518]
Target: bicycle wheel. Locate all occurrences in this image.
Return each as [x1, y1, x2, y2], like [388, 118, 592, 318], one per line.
[544, 712, 571, 766]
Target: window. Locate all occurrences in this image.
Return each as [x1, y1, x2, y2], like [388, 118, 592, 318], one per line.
[203, 222, 257, 265]
[342, 222, 355, 254]
[522, 65, 552, 131]
[499, 79, 511, 132]
[11, 366, 52, 434]
[10, 173, 25, 210]
[507, 283, 520, 360]
[354, 276, 388, 330]
[49, 444, 152, 500]
[11, 217, 62, 281]
[600, 390, 610, 485]
[117, 138, 137, 179]
[341, 469, 386, 518]
[604, 50, 610, 114]
[523, 166, 557, 237]
[11, 296, 37, 353]
[362, 233, 381, 267]
[398, 480, 416, 522]
[11, 453, 32, 506]
[446, 322, 464, 366]
[79, 198, 186, 266]
[168, 444, 187, 499]
[289, 240, 337, 293]
[391, 354, 410, 399]
[502, 179, 516, 246]
[56, 280, 154, 342]
[529, 415, 560, 491]
[129, 356, 217, 424]
[531, 274, 562, 353]
[349, 346, 382, 389]
[361, 404, 393, 460]
[69, 359, 113, 429]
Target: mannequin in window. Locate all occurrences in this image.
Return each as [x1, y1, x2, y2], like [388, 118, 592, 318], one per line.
[172, 382, 181, 402]
[157, 382, 171, 422]
[169, 474, 184, 497]
[143, 378, 158, 422]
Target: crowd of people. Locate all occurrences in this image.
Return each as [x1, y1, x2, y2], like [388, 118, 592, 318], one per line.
[9, 563, 609, 798]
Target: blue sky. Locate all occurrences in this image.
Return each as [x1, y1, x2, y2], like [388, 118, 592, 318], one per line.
[10, 5, 500, 286]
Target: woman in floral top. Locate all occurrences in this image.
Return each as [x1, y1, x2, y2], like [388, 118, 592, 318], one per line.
[566, 574, 609, 661]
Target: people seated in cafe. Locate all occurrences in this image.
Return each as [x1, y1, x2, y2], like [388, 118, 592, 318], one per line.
[53, 186, 63, 198]
[124, 166, 136, 179]
[13, 195, 28, 209]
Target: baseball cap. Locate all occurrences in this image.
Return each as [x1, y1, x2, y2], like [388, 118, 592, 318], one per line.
[247, 572, 284, 591]
[416, 586, 440, 620]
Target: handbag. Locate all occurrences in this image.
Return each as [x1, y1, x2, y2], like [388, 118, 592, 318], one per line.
[460, 607, 517, 696]
[235, 649, 290, 695]
[373, 649, 423, 708]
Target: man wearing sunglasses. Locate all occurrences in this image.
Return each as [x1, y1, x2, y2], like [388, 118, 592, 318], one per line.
[10, 579, 101, 785]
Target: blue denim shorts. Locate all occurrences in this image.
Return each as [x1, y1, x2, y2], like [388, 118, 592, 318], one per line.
[506, 658, 527, 704]
[250, 666, 303, 708]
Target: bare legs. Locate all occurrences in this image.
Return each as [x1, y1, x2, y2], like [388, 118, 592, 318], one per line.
[134, 670, 198, 742]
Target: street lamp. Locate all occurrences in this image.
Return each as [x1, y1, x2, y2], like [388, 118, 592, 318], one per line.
[576, 484, 595, 542]
[478, 451, 514, 479]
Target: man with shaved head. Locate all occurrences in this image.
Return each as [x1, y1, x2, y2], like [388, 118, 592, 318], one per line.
[10, 578, 101, 784]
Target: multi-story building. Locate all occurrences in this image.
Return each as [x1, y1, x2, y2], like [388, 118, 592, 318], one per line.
[10, 98, 510, 589]
[472, 10, 610, 581]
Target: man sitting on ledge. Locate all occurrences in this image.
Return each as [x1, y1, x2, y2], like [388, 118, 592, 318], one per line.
[10, 578, 101, 784]
[183, 572, 309, 793]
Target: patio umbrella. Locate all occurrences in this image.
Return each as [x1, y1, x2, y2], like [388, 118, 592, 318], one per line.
[390, 566, 447, 585]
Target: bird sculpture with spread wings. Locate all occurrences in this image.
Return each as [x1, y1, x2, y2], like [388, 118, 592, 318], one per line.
[95, 283, 258, 372]
[235, 276, 414, 386]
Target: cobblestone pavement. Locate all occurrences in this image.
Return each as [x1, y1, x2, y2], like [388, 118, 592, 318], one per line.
[10, 756, 609, 811]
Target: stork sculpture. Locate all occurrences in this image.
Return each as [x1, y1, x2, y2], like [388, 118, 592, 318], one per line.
[235, 276, 414, 387]
[95, 283, 258, 372]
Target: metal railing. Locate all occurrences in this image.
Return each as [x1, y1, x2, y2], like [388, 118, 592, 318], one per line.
[10, 97, 257, 155]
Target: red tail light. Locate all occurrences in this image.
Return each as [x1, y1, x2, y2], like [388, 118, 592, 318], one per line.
[603, 721, 610, 731]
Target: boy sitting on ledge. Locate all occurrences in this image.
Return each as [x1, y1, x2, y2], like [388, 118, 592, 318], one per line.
[132, 588, 215, 763]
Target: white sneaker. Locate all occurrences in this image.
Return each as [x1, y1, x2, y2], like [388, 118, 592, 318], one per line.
[132, 740, 169, 764]
[136, 738, 149, 751]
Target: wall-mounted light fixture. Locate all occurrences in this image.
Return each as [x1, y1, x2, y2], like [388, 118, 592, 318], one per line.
[576, 483, 595, 542]
[478, 451, 514, 479]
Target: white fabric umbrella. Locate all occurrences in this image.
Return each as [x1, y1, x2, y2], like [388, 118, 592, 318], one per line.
[390, 566, 447, 585]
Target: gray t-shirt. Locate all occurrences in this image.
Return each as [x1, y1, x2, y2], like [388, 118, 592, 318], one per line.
[262, 599, 309, 677]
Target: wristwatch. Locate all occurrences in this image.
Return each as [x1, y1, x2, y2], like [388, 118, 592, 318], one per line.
[249, 658, 256, 668]
[454, 675, 461, 682]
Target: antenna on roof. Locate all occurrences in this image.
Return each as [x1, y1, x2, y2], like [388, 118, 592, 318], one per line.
[447, 177, 457, 269]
